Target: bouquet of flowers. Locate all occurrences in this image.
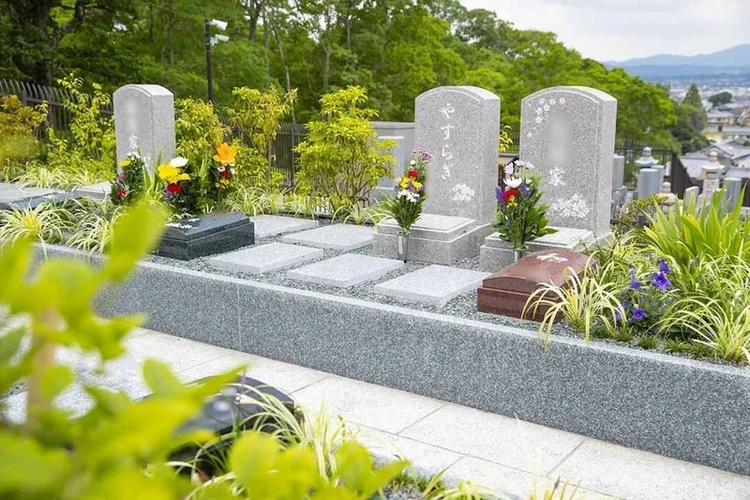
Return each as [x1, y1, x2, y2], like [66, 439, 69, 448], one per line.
[492, 158, 555, 250]
[385, 148, 431, 235]
[111, 152, 146, 206]
[207, 141, 238, 206]
[158, 157, 195, 215]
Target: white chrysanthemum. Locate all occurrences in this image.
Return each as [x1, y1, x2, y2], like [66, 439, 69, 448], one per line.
[170, 157, 189, 167]
[505, 177, 522, 189]
[397, 189, 419, 203]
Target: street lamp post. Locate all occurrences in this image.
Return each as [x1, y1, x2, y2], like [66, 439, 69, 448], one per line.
[204, 19, 228, 103]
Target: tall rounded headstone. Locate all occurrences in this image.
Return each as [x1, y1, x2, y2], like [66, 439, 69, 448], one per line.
[114, 84, 176, 173]
[520, 86, 617, 240]
[415, 86, 500, 226]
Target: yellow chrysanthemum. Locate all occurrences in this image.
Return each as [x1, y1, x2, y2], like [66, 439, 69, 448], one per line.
[214, 142, 237, 166]
[158, 164, 190, 184]
[118, 160, 131, 168]
[412, 181, 423, 190]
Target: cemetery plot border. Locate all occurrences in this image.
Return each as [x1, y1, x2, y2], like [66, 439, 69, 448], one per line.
[38, 244, 750, 478]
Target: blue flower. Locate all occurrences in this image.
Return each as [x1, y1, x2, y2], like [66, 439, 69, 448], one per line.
[622, 300, 632, 309]
[628, 270, 642, 291]
[631, 307, 646, 321]
[659, 258, 670, 274]
[615, 310, 623, 322]
[495, 186, 504, 203]
[519, 184, 531, 199]
[652, 272, 671, 292]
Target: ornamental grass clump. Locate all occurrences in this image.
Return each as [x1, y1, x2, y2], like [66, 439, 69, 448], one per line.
[384, 148, 430, 235]
[493, 158, 555, 250]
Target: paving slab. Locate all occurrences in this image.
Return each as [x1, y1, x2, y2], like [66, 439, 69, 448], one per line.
[291, 376, 445, 434]
[287, 253, 403, 288]
[208, 242, 323, 274]
[373, 265, 490, 307]
[280, 224, 375, 251]
[250, 214, 319, 239]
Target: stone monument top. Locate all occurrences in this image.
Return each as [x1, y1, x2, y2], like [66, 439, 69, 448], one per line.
[415, 86, 500, 225]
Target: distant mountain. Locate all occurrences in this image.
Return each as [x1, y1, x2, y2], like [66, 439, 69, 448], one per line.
[606, 44, 750, 68]
[604, 44, 750, 82]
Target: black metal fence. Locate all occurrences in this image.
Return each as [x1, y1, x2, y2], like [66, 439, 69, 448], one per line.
[0, 79, 113, 133]
[614, 145, 700, 196]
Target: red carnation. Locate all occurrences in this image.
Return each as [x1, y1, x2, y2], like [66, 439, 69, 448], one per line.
[220, 169, 230, 179]
[407, 169, 419, 179]
[167, 183, 182, 194]
[503, 188, 519, 202]
[117, 189, 126, 198]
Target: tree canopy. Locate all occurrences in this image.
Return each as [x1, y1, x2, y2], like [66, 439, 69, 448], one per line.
[0, 0, 702, 150]
[708, 91, 732, 108]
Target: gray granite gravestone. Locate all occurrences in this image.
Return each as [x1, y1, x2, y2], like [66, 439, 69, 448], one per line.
[519, 86, 617, 240]
[723, 178, 742, 211]
[479, 86, 617, 272]
[638, 168, 661, 199]
[114, 84, 176, 173]
[373, 86, 500, 264]
[612, 154, 625, 192]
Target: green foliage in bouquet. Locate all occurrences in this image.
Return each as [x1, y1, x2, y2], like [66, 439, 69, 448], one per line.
[384, 148, 431, 235]
[493, 158, 555, 250]
[111, 152, 146, 206]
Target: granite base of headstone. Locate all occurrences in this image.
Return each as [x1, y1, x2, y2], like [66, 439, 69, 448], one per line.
[477, 250, 590, 320]
[478, 227, 595, 273]
[0, 183, 84, 211]
[373, 214, 493, 264]
[155, 211, 254, 260]
[167, 376, 298, 475]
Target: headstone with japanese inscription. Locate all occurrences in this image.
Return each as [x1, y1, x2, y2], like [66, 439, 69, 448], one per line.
[519, 86, 617, 240]
[113, 84, 176, 173]
[373, 86, 501, 264]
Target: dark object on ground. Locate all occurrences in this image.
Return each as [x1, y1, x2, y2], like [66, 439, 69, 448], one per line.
[154, 211, 254, 260]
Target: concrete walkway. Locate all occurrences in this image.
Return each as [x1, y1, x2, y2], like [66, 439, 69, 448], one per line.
[5, 328, 749, 500]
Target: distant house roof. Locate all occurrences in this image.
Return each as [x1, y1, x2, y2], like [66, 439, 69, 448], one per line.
[708, 110, 734, 119]
[725, 167, 750, 179]
[722, 126, 750, 135]
[698, 142, 736, 158]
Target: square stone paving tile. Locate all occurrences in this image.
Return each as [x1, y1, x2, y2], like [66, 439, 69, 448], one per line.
[249, 215, 319, 239]
[208, 242, 323, 274]
[357, 426, 464, 474]
[291, 376, 446, 434]
[553, 439, 750, 500]
[373, 265, 490, 307]
[287, 253, 403, 288]
[399, 404, 584, 476]
[280, 224, 375, 251]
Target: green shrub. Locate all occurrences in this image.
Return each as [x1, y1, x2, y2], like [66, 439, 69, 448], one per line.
[44, 76, 115, 185]
[0, 95, 47, 177]
[175, 98, 227, 169]
[228, 86, 296, 186]
[296, 86, 397, 213]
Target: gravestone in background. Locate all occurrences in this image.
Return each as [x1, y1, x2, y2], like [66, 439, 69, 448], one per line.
[114, 84, 176, 173]
[519, 86, 617, 240]
[373, 86, 501, 264]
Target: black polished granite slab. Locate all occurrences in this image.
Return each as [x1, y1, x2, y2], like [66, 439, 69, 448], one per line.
[154, 211, 254, 260]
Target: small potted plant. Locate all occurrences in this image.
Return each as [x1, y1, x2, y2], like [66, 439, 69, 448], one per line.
[493, 158, 556, 261]
[384, 148, 431, 262]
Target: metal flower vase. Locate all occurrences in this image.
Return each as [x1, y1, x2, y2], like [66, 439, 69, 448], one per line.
[513, 247, 527, 263]
[397, 232, 410, 263]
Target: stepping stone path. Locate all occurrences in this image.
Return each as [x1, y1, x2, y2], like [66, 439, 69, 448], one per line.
[374, 265, 490, 307]
[280, 224, 374, 251]
[250, 215, 319, 239]
[208, 243, 323, 274]
[287, 254, 403, 288]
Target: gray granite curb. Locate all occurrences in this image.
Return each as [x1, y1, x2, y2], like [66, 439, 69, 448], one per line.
[38, 245, 750, 477]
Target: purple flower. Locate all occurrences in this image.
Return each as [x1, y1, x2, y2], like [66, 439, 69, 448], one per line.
[615, 310, 622, 322]
[659, 258, 670, 274]
[622, 300, 632, 309]
[628, 270, 642, 291]
[631, 307, 646, 321]
[652, 272, 671, 292]
[495, 186, 505, 203]
[519, 184, 531, 199]
[117, 173, 125, 182]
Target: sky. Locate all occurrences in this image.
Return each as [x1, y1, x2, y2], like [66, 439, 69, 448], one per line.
[459, 0, 750, 61]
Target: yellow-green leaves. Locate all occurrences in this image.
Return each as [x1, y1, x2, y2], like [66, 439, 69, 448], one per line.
[143, 358, 184, 397]
[230, 431, 283, 495]
[333, 441, 408, 498]
[104, 201, 167, 282]
[0, 432, 70, 496]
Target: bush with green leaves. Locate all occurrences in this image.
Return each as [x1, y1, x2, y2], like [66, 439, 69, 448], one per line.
[0, 203, 413, 499]
[175, 98, 227, 170]
[0, 95, 47, 179]
[45, 76, 116, 186]
[295, 86, 397, 213]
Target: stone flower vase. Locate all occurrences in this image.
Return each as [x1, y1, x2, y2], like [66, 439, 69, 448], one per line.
[397, 232, 409, 263]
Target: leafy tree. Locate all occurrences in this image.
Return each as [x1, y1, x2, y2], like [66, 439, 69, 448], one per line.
[296, 86, 397, 211]
[682, 84, 703, 108]
[708, 91, 732, 108]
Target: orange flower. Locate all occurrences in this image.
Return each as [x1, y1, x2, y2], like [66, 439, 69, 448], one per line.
[213, 142, 237, 167]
